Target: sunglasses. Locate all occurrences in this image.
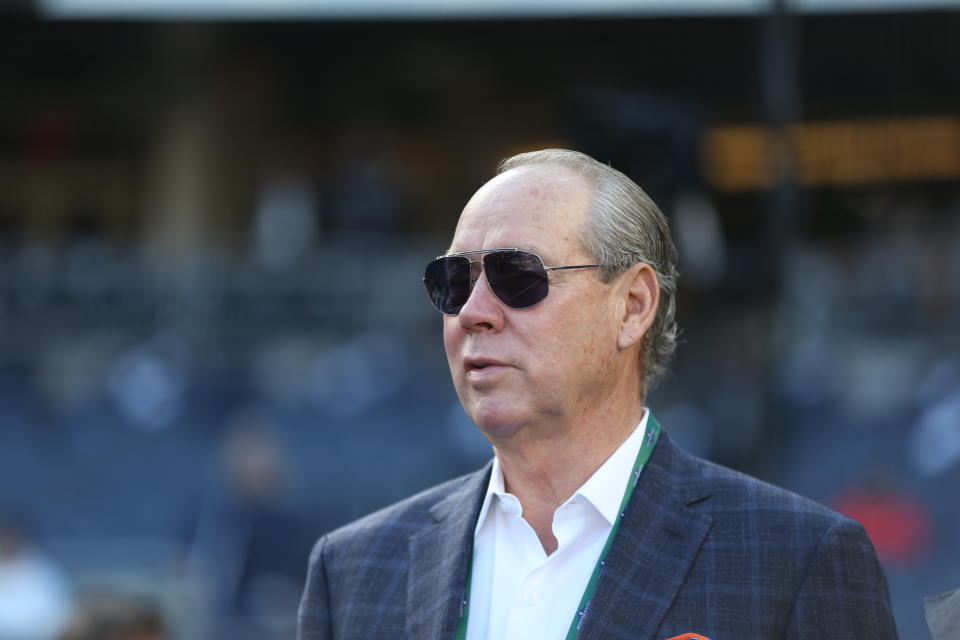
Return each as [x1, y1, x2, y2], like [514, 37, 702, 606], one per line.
[423, 248, 602, 315]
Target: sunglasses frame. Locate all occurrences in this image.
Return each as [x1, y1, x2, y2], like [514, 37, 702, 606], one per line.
[423, 247, 603, 315]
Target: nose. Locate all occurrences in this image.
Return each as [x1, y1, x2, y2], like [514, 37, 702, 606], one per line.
[456, 270, 505, 333]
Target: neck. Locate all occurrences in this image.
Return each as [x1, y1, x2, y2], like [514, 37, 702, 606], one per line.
[491, 400, 644, 554]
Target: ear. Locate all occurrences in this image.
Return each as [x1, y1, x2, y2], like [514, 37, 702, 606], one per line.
[617, 262, 659, 351]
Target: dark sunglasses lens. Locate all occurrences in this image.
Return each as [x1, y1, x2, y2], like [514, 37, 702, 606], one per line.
[424, 256, 472, 314]
[485, 251, 549, 309]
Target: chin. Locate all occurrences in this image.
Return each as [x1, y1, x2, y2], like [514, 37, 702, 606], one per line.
[464, 398, 530, 441]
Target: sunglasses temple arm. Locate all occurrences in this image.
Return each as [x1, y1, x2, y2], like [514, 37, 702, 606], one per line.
[544, 264, 602, 271]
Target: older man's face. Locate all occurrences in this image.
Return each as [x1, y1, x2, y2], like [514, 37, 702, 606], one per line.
[443, 165, 624, 444]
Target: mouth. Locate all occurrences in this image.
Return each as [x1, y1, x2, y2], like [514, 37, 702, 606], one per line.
[463, 357, 509, 376]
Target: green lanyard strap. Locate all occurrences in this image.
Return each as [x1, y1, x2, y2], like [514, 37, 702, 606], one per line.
[454, 414, 662, 640]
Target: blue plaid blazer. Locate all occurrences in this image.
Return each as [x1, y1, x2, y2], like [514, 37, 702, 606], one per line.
[298, 433, 898, 639]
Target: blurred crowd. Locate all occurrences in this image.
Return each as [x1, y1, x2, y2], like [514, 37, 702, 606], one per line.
[1, 171, 958, 638]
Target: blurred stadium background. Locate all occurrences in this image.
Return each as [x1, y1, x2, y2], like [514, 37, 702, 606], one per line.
[1, 1, 959, 638]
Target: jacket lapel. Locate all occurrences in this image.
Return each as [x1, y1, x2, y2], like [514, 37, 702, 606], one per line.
[579, 434, 713, 640]
[406, 464, 491, 640]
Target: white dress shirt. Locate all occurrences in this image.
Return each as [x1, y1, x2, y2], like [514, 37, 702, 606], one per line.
[465, 409, 651, 640]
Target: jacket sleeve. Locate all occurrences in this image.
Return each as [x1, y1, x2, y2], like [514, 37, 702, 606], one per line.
[784, 519, 899, 639]
[298, 535, 332, 640]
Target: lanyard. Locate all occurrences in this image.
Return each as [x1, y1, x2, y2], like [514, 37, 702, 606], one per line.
[453, 414, 662, 640]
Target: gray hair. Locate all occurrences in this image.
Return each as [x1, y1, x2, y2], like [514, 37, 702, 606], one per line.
[496, 148, 679, 394]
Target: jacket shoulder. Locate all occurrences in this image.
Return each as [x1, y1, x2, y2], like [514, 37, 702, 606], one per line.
[655, 441, 896, 637]
[673, 443, 858, 535]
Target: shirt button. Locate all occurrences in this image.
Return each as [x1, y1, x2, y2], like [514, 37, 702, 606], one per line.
[524, 590, 538, 605]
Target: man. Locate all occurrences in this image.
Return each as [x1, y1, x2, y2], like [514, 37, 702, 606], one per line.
[298, 149, 898, 639]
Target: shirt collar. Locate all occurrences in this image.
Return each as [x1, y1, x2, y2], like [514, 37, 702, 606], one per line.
[473, 456, 507, 536]
[474, 408, 651, 534]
